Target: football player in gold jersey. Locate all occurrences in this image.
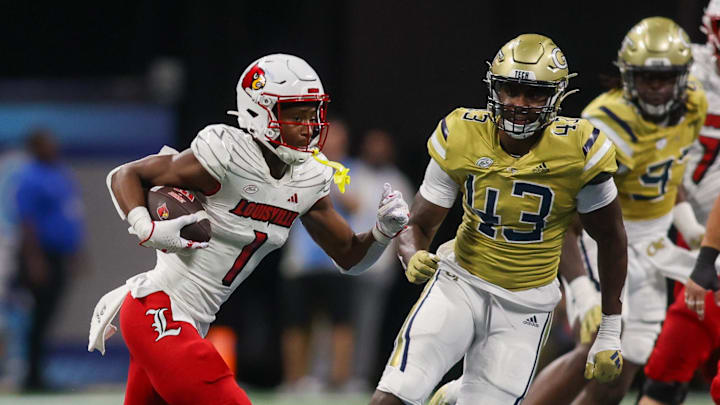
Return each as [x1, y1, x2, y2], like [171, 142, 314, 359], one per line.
[506, 17, 706, 405]
[369, 34, 628, 405]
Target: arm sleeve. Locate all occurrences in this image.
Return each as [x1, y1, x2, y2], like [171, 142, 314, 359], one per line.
[576, 178, 618, 214]
[334, 239, 388, 276]
[190, 125, 232, 182]
[418, 159, 459, 208]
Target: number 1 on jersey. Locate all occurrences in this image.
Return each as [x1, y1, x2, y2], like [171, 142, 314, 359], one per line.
[222, 230, 268, 286]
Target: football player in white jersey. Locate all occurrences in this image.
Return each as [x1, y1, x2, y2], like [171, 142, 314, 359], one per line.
[684, 0, 720, 226]
[87, 54, 409, 405]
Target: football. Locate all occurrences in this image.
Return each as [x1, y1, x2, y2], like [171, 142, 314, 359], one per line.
[147, 186, 211, 242]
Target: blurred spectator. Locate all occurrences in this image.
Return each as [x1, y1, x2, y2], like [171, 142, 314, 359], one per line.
[343, 129, 414, 392]
[0, 146, 27, 388]
[15, 129, 85, 391]
[278, 119, 356, 392]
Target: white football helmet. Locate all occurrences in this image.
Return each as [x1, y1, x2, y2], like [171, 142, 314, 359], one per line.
[228, 54, 330, 165]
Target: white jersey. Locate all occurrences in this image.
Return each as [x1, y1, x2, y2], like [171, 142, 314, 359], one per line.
[687, 44, 720, 224]
[129, 124, 333, 335]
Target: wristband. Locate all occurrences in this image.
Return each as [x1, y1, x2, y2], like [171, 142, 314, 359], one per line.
[690, 246, 720, 290]
[372, 224, 392, 245]
[598, 313, 621, 336]
[127, 206, 152, 239]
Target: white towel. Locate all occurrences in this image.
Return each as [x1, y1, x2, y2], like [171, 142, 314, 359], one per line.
[88, 284, 130, 355]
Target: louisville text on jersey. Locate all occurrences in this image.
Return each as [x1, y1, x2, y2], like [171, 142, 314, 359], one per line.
[229, 199, 299, 228]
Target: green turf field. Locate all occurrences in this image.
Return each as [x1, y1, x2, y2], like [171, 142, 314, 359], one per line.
[0, 390, 715, 405]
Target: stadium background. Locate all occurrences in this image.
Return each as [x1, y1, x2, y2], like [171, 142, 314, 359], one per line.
[0, 0, 716, 403]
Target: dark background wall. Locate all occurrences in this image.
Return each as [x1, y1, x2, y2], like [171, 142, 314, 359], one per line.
[1, 0, 709, 387]
[3, 1, 707, 177]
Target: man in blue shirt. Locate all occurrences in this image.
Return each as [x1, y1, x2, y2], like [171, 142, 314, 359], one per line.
[16, 129, 84, 391]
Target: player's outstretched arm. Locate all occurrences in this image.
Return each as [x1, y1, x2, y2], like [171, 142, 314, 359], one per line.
[396, 193, 450, 284]
[685, 194, 720, 319]
[111, 149, 220, 252]
[579, 197, 627, 383]
[302, 183, 409, 274]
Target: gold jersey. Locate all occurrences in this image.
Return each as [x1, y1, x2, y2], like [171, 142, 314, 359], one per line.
[428, 108, 617, 290]
[582, 78, 707, 221]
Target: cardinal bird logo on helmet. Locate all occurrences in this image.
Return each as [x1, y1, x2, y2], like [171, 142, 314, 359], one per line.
[157, 203, 170, 220]
[242, 64, 266, 94]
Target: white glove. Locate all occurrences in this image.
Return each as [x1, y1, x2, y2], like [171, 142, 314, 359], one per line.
[568, 276, 602, 344]
[585, 314, 623, 383]
[372, 183, 410, 244]
[673, 201, 705, 249]
[127, 206, 209, 253]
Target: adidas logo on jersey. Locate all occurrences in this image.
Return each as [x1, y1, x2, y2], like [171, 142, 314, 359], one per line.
[523, 315, 540, 328]
[287, 193, 298, 203]
[533, 162, 549, 174]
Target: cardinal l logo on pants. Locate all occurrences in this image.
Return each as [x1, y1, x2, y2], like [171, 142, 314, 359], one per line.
[145, 308, 181, 341]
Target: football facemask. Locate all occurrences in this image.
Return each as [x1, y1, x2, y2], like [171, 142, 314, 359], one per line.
[262, 97, 331, 153]
[488, 78, 560, 139]
[229, 54, 331, 165]
[486, 34, 576, 140]
[617, 17, 692, 121]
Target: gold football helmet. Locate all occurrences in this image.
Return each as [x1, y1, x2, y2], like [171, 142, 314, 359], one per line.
[617, 17, 692, 119]
[486, 34, 576, 139]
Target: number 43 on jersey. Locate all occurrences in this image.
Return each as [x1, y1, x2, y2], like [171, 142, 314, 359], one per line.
[465, 175, 555, 244]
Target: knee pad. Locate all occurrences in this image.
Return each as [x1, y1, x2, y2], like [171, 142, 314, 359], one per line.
[621, 320, 661, 364]
[642, 378, 688, 405]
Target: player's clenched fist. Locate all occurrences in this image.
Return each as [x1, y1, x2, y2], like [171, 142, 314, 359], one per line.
[372, 183, 410, 244]
[405, 250, 439, 284]
[127, 206, 209, 253]
[584, 314, 623, 383]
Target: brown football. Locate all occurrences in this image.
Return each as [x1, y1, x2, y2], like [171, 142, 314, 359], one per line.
[146, 186, 211, 242]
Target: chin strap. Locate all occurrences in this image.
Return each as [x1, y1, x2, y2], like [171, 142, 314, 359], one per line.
[312, 149, 351, 193]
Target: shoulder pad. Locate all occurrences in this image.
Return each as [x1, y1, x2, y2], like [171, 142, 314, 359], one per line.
[578, 123, 618, 185]
[191, 124, 237, 181]
[581, 92, 637, 166]
[428, 108, 488, 162]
